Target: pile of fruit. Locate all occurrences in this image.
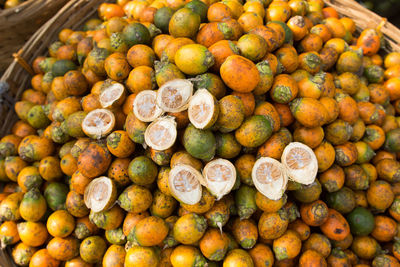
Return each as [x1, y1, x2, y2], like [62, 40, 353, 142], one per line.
[1, 0, 400, 266]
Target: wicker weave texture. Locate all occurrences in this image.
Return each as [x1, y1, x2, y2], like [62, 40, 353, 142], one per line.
[0, 0, 69, 72]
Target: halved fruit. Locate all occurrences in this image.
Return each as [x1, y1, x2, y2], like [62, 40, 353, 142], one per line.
[144, 116, 177, 150]
[188, 89, 219, 129]
[156, 79, 193, 113]
[133, 90, 164, 122]
[99, 82, 125, 108]
[82, 108, 115, 139]
[84, 176, 117, 212]
[252, 157, 288, 200]
[281, 142, 318, 185]
[168, 164, 202, 205]
[202, 158, 236, 200]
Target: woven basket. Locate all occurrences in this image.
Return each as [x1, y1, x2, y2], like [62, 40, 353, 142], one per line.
[0, 0, 70, 72]
[0, 0, 399, 266]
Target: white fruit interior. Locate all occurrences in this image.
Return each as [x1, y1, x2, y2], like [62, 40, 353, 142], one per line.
[281, 142, 318, 185]
[84, 176, 114, 212]
[252, 157, 288, 200]
[188, 89, 216, 129]
[156, 79, 193, 112]
[144, 116, 177, 150]
[168, 164, 202, 205]
[82, 108, 115, 138]
[203, 158, 236, 200]
[99, 82, 125, 108]
[133, 90, 163, 122]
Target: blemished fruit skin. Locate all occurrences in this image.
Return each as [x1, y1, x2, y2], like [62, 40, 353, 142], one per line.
[5, 3, 400, 267]
[182, 124, 216, 161]
[235, 115, 272, 148]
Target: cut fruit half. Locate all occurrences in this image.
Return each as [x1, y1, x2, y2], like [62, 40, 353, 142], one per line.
[156, 79, 193, 113]
[133, 90, 164, 122]
[252, 157, 288, 200]
[202, 158, 236, 200]
[144, 116, 177, 150]
[188, 89, 219, 129]
[84, 176, 117, 212]
[99, 82, 125, 108]
[82, 108, 115, 139]
[168, 164, 203, 205]
[281, 142, 318, 185]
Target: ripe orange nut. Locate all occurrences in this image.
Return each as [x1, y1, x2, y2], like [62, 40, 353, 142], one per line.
[287, 16, 308, 41]
[357, 25, 382, 56]
[220, 55, 260, 93]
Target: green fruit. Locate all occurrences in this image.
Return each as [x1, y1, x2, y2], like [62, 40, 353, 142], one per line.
[235, 115, 272, 148]
[87, 46, 110, 76]
[284, 202, 299, 223]
[364, 65, 384, 83]
[39, 57, 57, 73]
[110, 32, 129, 53]
[268, 21, 293, 44]
[124, 112, 148, 144]
[118, 184, 153, 213]
[205, 200, 230, 229]
[182, 124, 216, 161]
[51, 59, 77, 77]
[123, 23, 151, 47]
[193, 73, 227, 100]
[61, 111, 87, 138]
[41, 71, 54, 94]
[163, 216, 179, 248]
[49, 42, 63, 57]
[293, 180, 322, 203]
[50, 122, 70, 144]
[169, 8, 201, 38]
[235, 185, 257, 220]
[44, 182, 68, 211]
[19, 189, 47, 222]
[346, 207, 375, 236]
[128, 156, 158, 186]
[336, 51, 362, 74]
[355, 141, 375, 164]
[325, 187, 356, 214]
[253, 60, 274, 95]
[185, 0, 208, 22]
[83, 18, 102, 31]
[215, 132, 242, 159]
[385, 128, 400, 152]
[74, 220, 96, 240]
[154, 61, 185, 87]
[17, 166, 42, 191]
[154, 7, 175, 33]
[15, 101, 35, 122]
[150, 190, 177, 218]
[146, 23, 162, 39]
[105, 228, 126, 245]
[89, 206, 123, 230]
[27, 105, 51, 129]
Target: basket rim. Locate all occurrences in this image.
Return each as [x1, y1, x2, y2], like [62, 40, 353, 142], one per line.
[1, 0, 99, 81]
